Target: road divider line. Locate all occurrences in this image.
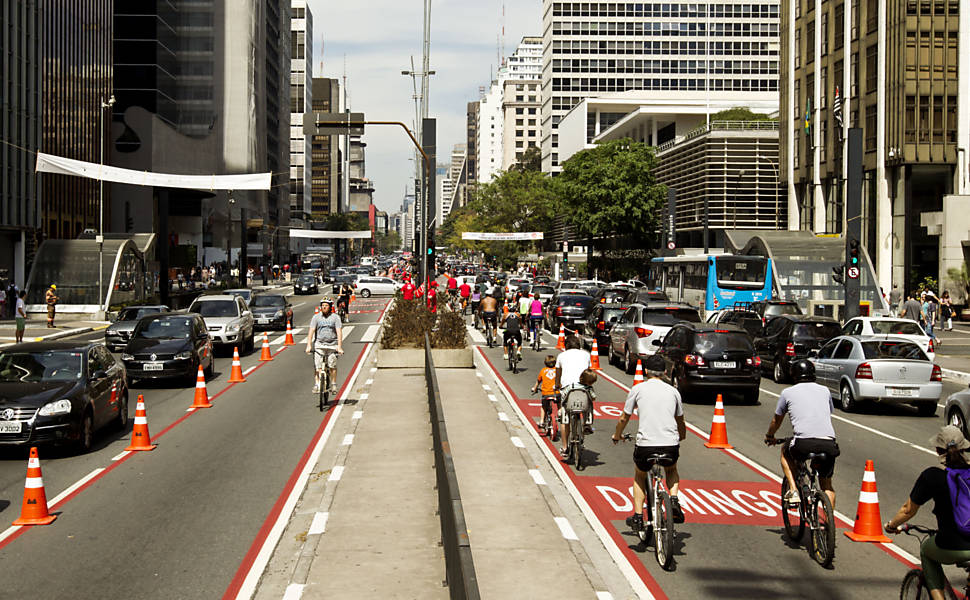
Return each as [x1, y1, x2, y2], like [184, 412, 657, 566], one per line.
[365, 378, 373, 385]
[46, 468, 105, 508]
[352, 410, 363, 419]
[307, 512, 329, 535]
[359, 393, 369, 400]
[243, 365, 258, 376]
[328, 466, 344, 481]
[341, 434, 354, 446]
[281, 583, 304, 600]
[488, 394, 498, 402]
[554, 517, 579, 540]
[511, 436, 525, 448]
[596, 593, 615, 600]
[498, 412, 509, 422]
[111, 451, 130, 461]
[360, 325, 380, 342]
[467, 325, 486, 344]
[529, 469, 547, 485]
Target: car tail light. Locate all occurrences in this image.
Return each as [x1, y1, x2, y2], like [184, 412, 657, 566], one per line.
[931, 365, 942, 382]
[600, 297, 606, 303]
[785, 342, 796, 357]
[556, 307, 563, 316]
[855, 362, 873, 379]
[635, 327, 653, 338]
[715, 329, 731, 333]
[596, 321, 606, 331]
[928, 338, 935, 353]
[746, 356, 762, 367]
[685, 354, 706, 366]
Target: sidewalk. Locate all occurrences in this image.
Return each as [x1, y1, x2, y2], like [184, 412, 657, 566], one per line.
[0, 318, 109, 348]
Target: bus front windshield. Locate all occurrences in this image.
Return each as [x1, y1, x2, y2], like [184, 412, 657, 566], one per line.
[715, 257, 767, 289]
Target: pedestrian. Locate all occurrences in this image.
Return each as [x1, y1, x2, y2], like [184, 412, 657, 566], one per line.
[889, 284, 901, 317]
[942, 291, 954, 331]
[45, 284, 58, 328]
[15, 290, 26, 344]
[0, 285, 6, 320]
[899, 292, 923, 324]
[924, 292, 939, 342]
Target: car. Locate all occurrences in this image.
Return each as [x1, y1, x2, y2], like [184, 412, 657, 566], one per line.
[355, 276, 400, 297]
[104, 305, 169, 352]
[530, 284, 556, 303]
[841, 316, 935, 360]
[0, 341, 129, 452]
[654, 323, 761, 403]
[580, 303, 630, 354]
[633, 289, 670, 304]
[224, 288, 253, 306]
[121, 313, 214, 385]
[708, 309, 765, 338]
[534, 275, 553, 284]
[944, 388, 970, 438]
[592, 287, 636, 305]
[544, 293, 595, 334]
[746, 299, 803, 324]
[810, 335, 942, 415]
[332, 274, 358, 295]
[250, 294, 293, 330]
[755, 314, 842, 383]
[294, 274, 318, 295]
[187, 295, 255, 352]
[506, 278, 530, 296]
[608, 303, 702, 374]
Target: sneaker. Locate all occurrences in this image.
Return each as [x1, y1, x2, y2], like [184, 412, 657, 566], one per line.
[312, 384, 320, 394]
[329, 382, 338, 394]
[503, 353, 509, 360]
[625, 513, 644, 531]
[671, 496, 685, 524]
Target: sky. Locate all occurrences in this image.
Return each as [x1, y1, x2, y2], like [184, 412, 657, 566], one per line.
[307, 0, 543, 214]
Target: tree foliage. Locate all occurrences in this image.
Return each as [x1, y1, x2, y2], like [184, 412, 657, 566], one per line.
[511, 146, 542, 173]
[710, 107, 777, 122]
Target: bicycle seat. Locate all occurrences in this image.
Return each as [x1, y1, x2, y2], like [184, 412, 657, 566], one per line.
[644, 454, 676, 467]
[805, 452, 831, 460]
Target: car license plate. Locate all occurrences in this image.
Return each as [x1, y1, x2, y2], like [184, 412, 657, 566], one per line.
[257, 318, 270, 324]
[889, 387, 916, 398]
[0, 422, 22, 434]
[713, 361, 736, 369]
[143, 362, 164, 371]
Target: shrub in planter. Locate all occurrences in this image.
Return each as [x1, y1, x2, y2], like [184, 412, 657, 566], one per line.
[431, 311, 467, 349]
[381, 298, 468, 349]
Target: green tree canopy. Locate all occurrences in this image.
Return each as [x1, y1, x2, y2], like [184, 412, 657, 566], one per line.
[710, 107, 777, 122]
[511, 146, 542, 173]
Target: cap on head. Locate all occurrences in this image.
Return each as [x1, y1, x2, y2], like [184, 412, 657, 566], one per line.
[931, 425, 970, 452]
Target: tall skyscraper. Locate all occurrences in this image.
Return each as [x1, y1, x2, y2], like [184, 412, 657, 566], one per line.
[289, 0, 313, 228]
[310, 77, 341, 220]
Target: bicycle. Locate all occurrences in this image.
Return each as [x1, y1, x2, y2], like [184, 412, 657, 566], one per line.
[534, 390, 560, 441]
[312, 349, 333, 412]
[894, 524, 970, 600]
[620, 434, 676, 570]
[529, 317, 542, 351]
[506, 338, 520, 374]
[484, 316, 496, 348]
[562, 385, 591, 470]
[337, 299, 349, 323]
[769, 437, 836, 567]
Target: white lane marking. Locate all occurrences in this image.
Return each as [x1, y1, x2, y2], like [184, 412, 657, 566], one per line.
[528, 469, 547, 485]
[370, 367, 377, 373]
[308, 512, 329, 535]
[243, 365, 258, 376]
[359, 393, 369, 401]
[482, 384, 491, 391]
[511, 436, 525, 448]
[111, 451, 130, 461]
[467, 325, 486, 344]
[341, 326, 355, 339]
[554, 517, 579, 540]
[360, 325, 381, 342]
[365, 378, 374, 385]
[281, 583, 305, 600]
[498, 412, 509, 422]
[476, 372, 483, 378]
[596, 593, 615, 600]
[341, 434, 354, 446]
[46, 468, 105, 508]
[488, 394, 498, 402]
[185, 407, 196, 413]
[352, 411, 363, 420]
[328, 466, 344, 481]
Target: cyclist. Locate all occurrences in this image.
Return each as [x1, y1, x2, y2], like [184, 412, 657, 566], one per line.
[470, 284, 483, 328]
[885, 425, 970, 600]
[480, 291, 499, 342]
[556, 335, 594, 458]
[612, 354, 686, 528]
[764, 358, 839, 508]
[532, 355, 560, 435]
[517, 290, 530, 322]
[305, 298, 344, 395]
[458, 280, 472, 313]
[528, 293, 544, 345]
[446, 274, 458, 301]
[502, 309, 523, 362]
[337, 281, 353, 319]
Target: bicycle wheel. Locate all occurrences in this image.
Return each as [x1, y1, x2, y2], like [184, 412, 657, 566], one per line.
[808, 490, 836, 567]
[898, 569, 930, 600]
[318, 371, 327, 411]
[654, 489, 675, 571]
[781, 479, 805, 542]
[571, 413, 584, 470]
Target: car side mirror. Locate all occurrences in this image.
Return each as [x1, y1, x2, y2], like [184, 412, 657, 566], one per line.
[91, 370, 108, 380]
[651, 339, 662, 347]
[609, 316, 618, 324]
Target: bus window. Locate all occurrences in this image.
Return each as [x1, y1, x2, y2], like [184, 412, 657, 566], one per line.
[715, 257, 767, 289]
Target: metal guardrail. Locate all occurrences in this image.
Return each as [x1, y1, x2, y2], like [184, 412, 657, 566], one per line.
[657, 120, 780, 152]
[424, 333, 480, 600]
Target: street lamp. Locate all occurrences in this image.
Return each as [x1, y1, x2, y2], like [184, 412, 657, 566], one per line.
[98, 94, 115, 318]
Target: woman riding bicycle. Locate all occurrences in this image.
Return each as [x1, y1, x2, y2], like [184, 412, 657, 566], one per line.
[528, 293, 544, 345]
[337, 282, 353, 319]
[885, 425, 970, 600]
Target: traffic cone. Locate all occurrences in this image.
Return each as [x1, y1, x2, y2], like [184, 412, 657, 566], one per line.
[259, 331, 273, 361]
[12, 447, 56, 526]
[228, 347, 246, 383]
[314, 306, 320, 316]
[191, 365, 212, 408]
[590, 339, 602, 370]
[845, 460, 891, 543]
[633, 359, 645, 385]
[125, 394, 157, 451]
[284, 321, 295, 346]
[704, 394, 733, 449]
[556, 324, 566, 350]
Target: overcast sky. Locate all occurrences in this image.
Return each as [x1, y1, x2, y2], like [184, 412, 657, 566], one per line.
[307, 0, 542, 214]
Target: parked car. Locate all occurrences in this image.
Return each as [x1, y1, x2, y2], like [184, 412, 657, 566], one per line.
[943, 388, 970, 438]
[104, 305, 169, 352]
[654, 323, 761, 403]
[122, 313, 214, 385]
[746, 300, 802, 324]
[810, 335, 942, 415]
[294, 274, 318, 295]
[608, 303, 702, 374]
[224, 288, 254, 306]
[544, 294, 595, 334]
[633, 289, 670, 304]
[355, 276, 401, 297]
[250, 294, 293, 330]
[841, 316, 935, 360]
[708, 309, 764, 338]
[187, 295, 255, 352]
[755, 315, 842, 383]
[332, 274, 358, 295]
[581, 303, 630, 354]
[592, 287, 636, 305]
[0, 341, 129, 452]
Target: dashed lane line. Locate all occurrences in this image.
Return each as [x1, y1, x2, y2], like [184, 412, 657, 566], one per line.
[327, 466, 344, 482]
[528, 469, 547, 485]
[498, 412, 509, 421]
[511, 436, 525, 448]
[307, 512, 329, 536]
[360, 325, 381, 343]
[554, 516, 579, 541]
[281, 583, 304, 600]
[341, 434, 354, 446]
[352, 411, 363, 420]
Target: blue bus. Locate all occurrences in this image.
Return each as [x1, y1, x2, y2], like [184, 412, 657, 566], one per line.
[647, 254, 774, 317]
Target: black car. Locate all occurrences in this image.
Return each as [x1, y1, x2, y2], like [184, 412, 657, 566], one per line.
[634, 289, 670, 304]
[717, 309, 765, 337]
[746, 300, 803, 324]
[593, 287, 636, 305]
[332, 274, 357, 295]
[545, 294, 595, 333]
[755, 315, 842, 383]
[654, 323, 761, 403]
[294, 274, 318, 295]
[0, 341, 129, 452]
[121, 313, 214, 385]
[582, 303, 630, 354]
[104, 305, 169, 352]
[250, 294, 294, 330]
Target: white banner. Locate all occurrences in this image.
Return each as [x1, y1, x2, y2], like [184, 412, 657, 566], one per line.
[35, 153, 271, 190]
[462, 232, 544, 241]
[289, 229, 372, 239]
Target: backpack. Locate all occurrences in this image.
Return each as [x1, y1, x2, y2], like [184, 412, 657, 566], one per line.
[946, 467, 970, 536]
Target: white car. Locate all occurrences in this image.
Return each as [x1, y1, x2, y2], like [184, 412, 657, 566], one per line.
[354, 276, 401, 297]
[188, 295, 255, 352]
[841, 316, 935, 360]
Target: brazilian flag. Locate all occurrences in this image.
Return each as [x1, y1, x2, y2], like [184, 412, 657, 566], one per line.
[804, 98, 812, 135]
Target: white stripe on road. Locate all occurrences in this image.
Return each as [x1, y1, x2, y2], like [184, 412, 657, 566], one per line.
[352, 410, 363, 420]
[328, 466, 344, 481]
[498, 412, 509, 421]
[596, 593, 615, 600]
[243, 365, 258, 376]
[554, 517, 579, 540]
[111, 451, 130, 461]
[341, 434, 354, 446]
[365, 378, 373, 385]
[528, 469, 547, 485]
[359, 393, 369, 401]
[511, 436, 525, 448]
[488, 394, 498, 402]
[281, 584, 304, 600]
[307, 512, 329, 535]
[467, 325, 486, 344]
[360, 325, 380, 342]
[46, 468, 105, 507]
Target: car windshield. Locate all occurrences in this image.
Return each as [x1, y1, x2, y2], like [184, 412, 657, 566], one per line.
[190, 300, 238, 318]
[118, 307, 161, 321]
[869, 320, 925, 336]
[694, 332, 754, 353]
[251, 296, 285, 308]
[299, 276, 315, 283]
[794, 322, 842, 340]
[0, 350, 84, 383]
[337, 275, 356, 283]
[134, 317, 194, 339]
[765, 303, 802, 317]
[642, 308, 702, 325]
[860, 341, 928, 360]
[557, 296, 593, 308]
[600, 308, 627, 321]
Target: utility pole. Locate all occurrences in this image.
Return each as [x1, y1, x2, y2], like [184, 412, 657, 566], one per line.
[844, 127, 863, 320]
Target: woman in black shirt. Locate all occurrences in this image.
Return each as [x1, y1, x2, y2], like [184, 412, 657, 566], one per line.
[885, 425, 970, 599]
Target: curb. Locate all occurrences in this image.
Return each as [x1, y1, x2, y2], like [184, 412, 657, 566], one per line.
[943, 368, 970, 384]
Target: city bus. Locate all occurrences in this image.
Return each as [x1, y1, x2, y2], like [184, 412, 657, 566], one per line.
[647, 254, 774, 317]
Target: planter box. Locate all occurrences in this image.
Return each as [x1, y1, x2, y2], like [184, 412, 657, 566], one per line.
[376, 344, 474, 368]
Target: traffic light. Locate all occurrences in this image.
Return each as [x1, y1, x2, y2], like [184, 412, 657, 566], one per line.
[427, 233, 435, 267]
[832, 264, 845, 285]
[848, 238, 861, 267]
[563, 251, 568, 264]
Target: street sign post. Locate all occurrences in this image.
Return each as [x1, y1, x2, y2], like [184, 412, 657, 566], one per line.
[847, 266, 860, 279]
[303, 112, 365, 136]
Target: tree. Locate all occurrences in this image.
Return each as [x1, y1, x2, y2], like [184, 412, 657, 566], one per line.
[511, 146, 541, 173]
[375, 230, 402, 254]
[710, 107, 777, 122]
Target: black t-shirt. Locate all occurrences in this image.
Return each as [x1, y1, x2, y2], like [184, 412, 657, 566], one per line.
[504, 314, 522, 332]
[910, 467, 970, 551]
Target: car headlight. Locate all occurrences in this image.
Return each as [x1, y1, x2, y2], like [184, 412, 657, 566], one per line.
[275, 310, 283, 318]
[121, 353, 134, 361]
[227, 323, 240, 333]
[39, 399, 72, 416]
[174, 351, 193, 360]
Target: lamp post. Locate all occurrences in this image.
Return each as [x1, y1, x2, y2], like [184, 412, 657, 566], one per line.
[98, 94, 115, 318]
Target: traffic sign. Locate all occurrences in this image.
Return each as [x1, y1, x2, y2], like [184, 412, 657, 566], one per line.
[847, 266, 860, 279]
[667, 241, 676, 250]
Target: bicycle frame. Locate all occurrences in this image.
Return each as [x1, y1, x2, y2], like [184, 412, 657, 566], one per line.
[898, 525, 970, 600]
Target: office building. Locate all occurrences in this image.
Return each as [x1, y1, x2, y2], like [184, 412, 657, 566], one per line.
[348, 137, 374, 213]
[289, 1, 313, 229]
[502, 79, 542, 169]
[310, 77, 341, 220]
[466, 101, 479, 189]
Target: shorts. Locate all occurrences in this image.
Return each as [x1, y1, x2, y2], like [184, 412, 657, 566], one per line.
[482, 311, 497, 327]
[313, 346, 339, 370]
[785, 437, 839, 478]
[634, 445, 680, 471]
[503, 330, 522, 348]
[15, 316, 25, 332]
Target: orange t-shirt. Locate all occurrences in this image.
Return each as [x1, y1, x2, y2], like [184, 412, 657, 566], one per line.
[537, 367, 557, 396]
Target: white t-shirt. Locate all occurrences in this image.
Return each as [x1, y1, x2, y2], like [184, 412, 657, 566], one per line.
[556, 348, 591, 386]
[16, 298, 25, 316]
[623, 378, 684, 447]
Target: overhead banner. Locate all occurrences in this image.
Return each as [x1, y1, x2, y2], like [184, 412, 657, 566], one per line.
[35, 153, 271, 190]
[289, 229, 372, 239]
[462, 232, 544, 241]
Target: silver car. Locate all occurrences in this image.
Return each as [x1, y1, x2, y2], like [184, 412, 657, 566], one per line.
[607, 303, 702, 374]
[943, 388, 970, 438]
[187, 295, 255, 353]
[810, 335, 942, 415]
[104, 305, 169, 352]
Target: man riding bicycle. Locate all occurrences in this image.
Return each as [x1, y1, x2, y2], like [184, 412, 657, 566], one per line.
[502, 309, 523, 362]
[458, 280, 471, 312]
[764, 358, 839, 508]
[470, 284, 483, 328]
[517, 291, 531, 322]
[480, 292, 499, 341]
[556, 335, 595, 457]
[305, 298, 344, 396]
[612, 354, 687, 528]
[337, 282, 353, 318]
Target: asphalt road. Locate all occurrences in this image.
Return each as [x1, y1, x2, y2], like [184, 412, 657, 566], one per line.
[475, 321, 968, 599]
[0, 291, 391, 599]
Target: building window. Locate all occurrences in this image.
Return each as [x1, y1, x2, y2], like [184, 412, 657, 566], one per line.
[905, 95, 916, 142]
[851, 0, 859, 40]
[820, 119, 828, 162]
[794, 79, 801, 119]
[851, 52, 859, 96]
[835, 3, 845, 49]
[795, 29, 801, 68]
[821, 13, 829, 56]
[807, 20, 815, 62]
[864, 104, 877, 150]
[865, 45, 877, 93]
[794, 129, 800, 168]
[866, 0, 878, 33]
[933, 96, 944, 142]
[820, 67, 828, 108]
[947, 95, 958, 142]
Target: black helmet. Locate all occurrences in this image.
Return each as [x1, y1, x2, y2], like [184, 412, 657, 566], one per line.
[790, 359, 816, 383]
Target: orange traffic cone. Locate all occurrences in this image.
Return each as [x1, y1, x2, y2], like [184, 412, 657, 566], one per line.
[125, 394, 157, 451]
[12, 447, 56, 525]
[284, 321, 295, 346]
[633, 359, 645, 385]
[845, 460, 891, 543]
[556, 324, 566, 350]
[314, 306, 320, 316]
[228, 347, 246, 383]
[259, 331, 273, 361]
[191, 365, 212, 408]
[704, 394, 733, 449]
[590, 339, 602, 370]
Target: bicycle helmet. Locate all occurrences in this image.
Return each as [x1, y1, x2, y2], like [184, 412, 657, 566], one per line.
[789, 358, 816, 383]
[319, 297, 334, 307]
